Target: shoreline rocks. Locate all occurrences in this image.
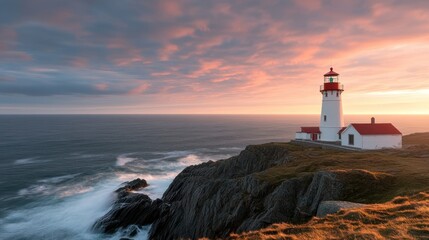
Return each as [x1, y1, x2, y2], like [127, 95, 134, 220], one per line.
[92, 178, 162, 234]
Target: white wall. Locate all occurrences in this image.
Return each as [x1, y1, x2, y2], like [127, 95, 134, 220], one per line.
[320, 90, 344, 142]
[295, 132, 311, 140]
[341, 126, 363, 149]
[341, 125, 402, 149]
[362, 135, 402, 149]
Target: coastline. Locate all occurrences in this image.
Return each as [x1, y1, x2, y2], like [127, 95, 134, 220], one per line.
[93, 132, 429, 239]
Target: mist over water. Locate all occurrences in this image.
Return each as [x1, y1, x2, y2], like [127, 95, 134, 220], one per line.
[0, 115, 428, 239]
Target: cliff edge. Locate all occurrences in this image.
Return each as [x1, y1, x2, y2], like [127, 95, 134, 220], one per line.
[94, 133, 429, 239]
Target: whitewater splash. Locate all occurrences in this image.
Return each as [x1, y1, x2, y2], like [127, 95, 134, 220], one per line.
[0, 148, 239, 240]
[17, 173, 93, 198]
[116, 154, 137, 166]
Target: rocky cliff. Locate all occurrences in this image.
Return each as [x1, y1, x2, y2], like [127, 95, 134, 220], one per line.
[148, 144, 394, 239]
[229, 192, 429, 240]
[93, 142, 406, 239]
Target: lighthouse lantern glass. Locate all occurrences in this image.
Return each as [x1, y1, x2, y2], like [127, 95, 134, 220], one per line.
[324, 76, 339, 83]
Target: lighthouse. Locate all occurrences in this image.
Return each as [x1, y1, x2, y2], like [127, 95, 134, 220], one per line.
[319, 67, 344, 142]
[295, 67, 402, 149]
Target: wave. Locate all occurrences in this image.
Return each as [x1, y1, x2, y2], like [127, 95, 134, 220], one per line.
[13, 157, 49, 165]
[18, 183, 93, 198]
[2, 147, 238, 240]
[178, 154, 203, 166]
[0, 180, 118, 240]
[38, 173, 81, 184]
[1, 171, 167, 239]
[218, 147, 243, 151]
[179, 153, 232, 165]
[18, 184, 51, 196]
[116, 154, 137, 166]
[18, 174, 92, 198]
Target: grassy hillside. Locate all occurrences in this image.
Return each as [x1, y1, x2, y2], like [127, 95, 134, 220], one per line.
[229, 192, 429, 240]
[228, 133, 429, 240]
[255, 133, 429, 203]
[403, 132, 429, 145]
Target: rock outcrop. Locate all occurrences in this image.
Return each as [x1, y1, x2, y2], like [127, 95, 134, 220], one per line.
[316, 200, 367, 217]
[148, 145, 395, 239]
[92, 178, 162, 234]
[93, 144, 397, 239]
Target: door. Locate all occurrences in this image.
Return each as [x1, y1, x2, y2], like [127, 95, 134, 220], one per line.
[312, 133, 317, 141]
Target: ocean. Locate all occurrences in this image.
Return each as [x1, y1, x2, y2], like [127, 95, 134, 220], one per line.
[0, 114, 428, 239]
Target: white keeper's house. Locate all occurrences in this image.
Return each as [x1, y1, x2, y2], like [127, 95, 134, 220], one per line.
[295, 67, 402, 150]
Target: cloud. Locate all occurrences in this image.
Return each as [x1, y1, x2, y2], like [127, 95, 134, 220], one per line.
[129, 82, 151, 95]
[0, 0, 429, 113]
[94, 83, 109, 91]
[159, 43, 179, 61]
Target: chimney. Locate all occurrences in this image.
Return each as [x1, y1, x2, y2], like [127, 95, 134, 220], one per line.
[371, 117, 375, 124]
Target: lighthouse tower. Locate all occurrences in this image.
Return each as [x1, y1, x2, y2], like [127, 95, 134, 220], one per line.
[319, 67, 344, 142]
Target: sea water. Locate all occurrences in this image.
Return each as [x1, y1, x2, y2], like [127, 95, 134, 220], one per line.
[0, 114, 428, 239]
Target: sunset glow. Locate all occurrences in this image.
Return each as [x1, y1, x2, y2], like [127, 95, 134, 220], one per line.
[1, 1, 429, 114]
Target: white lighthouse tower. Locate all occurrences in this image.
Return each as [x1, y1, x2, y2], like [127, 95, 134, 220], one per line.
[319, 67, 344, 142]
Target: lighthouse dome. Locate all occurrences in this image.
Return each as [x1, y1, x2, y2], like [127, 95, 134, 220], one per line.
[324, 67, 339, 76]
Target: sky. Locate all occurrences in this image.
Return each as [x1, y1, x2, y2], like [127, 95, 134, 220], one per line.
[1, 0, 429, 114]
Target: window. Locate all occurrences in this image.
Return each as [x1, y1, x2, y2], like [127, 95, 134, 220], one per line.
[325, 92, 327, 97]
[339, 133, 341, 139]
[331, 91, 333, 95]
[336, 92, 339, 97]
[324, 115, 327, 122]
[348, 134, 354, 145]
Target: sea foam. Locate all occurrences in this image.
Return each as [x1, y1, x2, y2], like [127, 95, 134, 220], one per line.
[116, 154, 137, 166]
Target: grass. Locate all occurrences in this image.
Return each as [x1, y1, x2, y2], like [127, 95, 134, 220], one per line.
[254, 133, 429, 203]
[223, 133, 429, 239]
[228, 192, 429, 240]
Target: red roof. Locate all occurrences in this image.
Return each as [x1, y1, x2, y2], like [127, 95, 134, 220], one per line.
[350, 123, 402, 135]
[300, 127, 321, 134]
[338, 127, 347, 134]
[324, 67, 339, 76]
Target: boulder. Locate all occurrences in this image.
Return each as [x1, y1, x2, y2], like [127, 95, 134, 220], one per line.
[92, 178, 161, 234]
[317, 201, 367, 217]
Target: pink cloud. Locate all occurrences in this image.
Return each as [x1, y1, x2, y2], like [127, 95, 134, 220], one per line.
[71, 57, 88, 68]
[1, 51, 32, 61]
[188, 59, 223, 78]
[240, 70, 271, 89]
[193, 20, 209, 32]
[157, 26, 195, 40]
[94, 83, 109, 91]
[107, 37, 129, 49]
[151, 71, 172, 77]
[110, 48, 150, 67]
[159, 43, 179, 61]
[294, 0, 322, 11]
[0, 27, 17, 51]
[4, 1, 429, 114]
[213, 3, 231, 15]
[129, 82, 150, 95]
[156, 0, 183, 18]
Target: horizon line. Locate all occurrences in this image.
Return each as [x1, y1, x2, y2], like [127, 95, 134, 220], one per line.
[1, 113, 429, 116]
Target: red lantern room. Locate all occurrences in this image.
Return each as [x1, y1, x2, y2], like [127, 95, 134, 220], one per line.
[320, 67, 344, 92]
